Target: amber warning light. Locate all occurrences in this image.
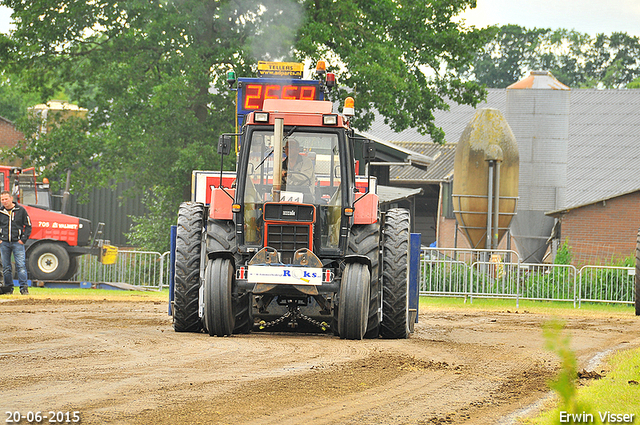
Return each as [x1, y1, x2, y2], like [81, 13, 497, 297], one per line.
[243, 83, 317, 110]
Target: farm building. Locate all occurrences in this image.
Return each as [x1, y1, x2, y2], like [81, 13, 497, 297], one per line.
[361, 79, 640, 265]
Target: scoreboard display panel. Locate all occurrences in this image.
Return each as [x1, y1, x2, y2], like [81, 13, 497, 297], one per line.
[236, 78, 323, 117]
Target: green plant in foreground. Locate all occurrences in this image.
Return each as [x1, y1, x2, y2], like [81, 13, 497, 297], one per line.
[543, 319, 596, 424]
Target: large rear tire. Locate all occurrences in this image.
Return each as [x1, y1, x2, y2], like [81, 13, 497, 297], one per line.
[635, 229, 639, 316]
[28, 243, 70, 281]
[348, 223, 381, 338]
[338, 262, 370, 340]
[206, 219, 252, 334]
[203, 258, 235, 337]
[381, 208, 411, 339]
[173, 202, 204, 333]
[61, 256, 79, 281]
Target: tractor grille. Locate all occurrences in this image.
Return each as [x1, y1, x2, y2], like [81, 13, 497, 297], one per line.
[266, 224, 311, 264]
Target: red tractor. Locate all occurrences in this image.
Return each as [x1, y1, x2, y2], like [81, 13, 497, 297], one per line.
[172, 62, 415, 339]
[0, 166, 104, 283]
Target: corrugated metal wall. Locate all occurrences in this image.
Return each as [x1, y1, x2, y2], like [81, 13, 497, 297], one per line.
[51, 180, 147, 246]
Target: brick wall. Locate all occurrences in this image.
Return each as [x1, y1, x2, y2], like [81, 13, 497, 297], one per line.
[558, 191, 640, 265]
[0, 118, 25, 166]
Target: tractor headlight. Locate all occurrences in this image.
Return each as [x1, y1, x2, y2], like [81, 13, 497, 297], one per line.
[254, 111, 269, 123]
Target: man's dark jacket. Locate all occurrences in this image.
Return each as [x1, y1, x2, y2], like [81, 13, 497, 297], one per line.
[0, 203, 32, 243]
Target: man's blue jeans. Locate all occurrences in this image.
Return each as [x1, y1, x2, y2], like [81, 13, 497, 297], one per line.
[0, 241, 28, 290]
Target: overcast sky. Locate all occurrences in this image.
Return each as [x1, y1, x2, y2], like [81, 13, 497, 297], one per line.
[2, 0, 639, 37]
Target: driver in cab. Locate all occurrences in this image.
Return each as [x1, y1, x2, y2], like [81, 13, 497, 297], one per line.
[282, 138, 315, 191]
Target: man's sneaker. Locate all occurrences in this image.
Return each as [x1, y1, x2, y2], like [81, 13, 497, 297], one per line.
[0, 285, 13, 295]
[20, 287, 29, 295]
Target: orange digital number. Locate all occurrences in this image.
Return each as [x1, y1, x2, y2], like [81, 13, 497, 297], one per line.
[300, 86, 316, 100]
[244, 84, 264, 109]
[264, 85, 282, 100]
[281, 85, 299, 100]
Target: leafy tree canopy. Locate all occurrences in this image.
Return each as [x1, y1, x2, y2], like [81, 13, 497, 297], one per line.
[463, 25, 640, 88]
[0, 0, 491, 249]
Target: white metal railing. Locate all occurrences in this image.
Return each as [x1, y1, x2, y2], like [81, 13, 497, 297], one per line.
[578, 265, 635, 306]
[65, 247, 635, 307]
[420, 247, 634, 307]
[74, 250, 171, 289]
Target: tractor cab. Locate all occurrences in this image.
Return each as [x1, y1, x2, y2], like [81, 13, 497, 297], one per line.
[236, 99, 354, 262]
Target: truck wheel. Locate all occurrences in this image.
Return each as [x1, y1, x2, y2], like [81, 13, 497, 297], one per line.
[206, 219, 252, 334]
[635, 229, 639, 316]
[338, 262, 370, 340]
[348, 223, 381, 338]
[173, 202, 204, 333]
[381, 208, 411, 339]
[203, 258, 235, 336]
[61, 256, 79, 281]
[28, 243, 70, 281]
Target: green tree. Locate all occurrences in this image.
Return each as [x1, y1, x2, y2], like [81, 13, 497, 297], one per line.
[0, 71, 40, 122]
[0, 0, 491, 250]
[465, 25, 640, 89]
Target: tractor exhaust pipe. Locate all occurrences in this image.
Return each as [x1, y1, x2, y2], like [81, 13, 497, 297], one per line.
[273, 118, 284, 202]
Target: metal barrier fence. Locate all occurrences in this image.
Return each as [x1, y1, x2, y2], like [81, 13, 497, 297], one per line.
[578, 265, 635, 306]
[421, 248, 634, 307]
[75, 250, 171, 289]
[70, 247, 635, 307]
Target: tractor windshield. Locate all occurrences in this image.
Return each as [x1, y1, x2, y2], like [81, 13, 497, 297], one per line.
[243, 130, 343, 249]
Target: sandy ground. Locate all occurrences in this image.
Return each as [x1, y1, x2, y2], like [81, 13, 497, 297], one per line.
[1, 297, 638, 425]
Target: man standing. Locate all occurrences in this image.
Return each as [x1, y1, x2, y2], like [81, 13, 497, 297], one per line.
[0, 190, 32, 295]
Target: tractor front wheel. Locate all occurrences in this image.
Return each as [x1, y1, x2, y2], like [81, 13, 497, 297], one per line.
[338, 262, 370, 340]
[347, 223, 381, 338]
[203, 258, 235, 336]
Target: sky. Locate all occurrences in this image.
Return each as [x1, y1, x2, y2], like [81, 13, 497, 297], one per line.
[1, 0, 640, 37]
[458, 0, 640, 37]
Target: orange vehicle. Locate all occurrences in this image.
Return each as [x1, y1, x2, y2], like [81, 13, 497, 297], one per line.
[0, 166, 103, 282]
[171, 62, 416, 339]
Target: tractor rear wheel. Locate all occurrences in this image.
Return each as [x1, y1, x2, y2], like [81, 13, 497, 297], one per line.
[381, 208, 411, 339]
[206, 219, 252, 334]
[348, 223, 381, 338]
[338, 262, 370, 340]
[173, 202, 204, 333]
[635, 229, 639, 316]
[203, 258, 235, 336]
[28, 243, 70, 281]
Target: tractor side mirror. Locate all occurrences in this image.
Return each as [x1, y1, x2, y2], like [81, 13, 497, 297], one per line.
[217, 135, 232, 156]
[362, 139, 376, 161]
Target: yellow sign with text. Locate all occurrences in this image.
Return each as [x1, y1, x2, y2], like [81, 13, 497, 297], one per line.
[257, 61, 304, 78]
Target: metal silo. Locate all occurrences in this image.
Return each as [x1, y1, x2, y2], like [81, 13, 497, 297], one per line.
[506, 71, 570, 263]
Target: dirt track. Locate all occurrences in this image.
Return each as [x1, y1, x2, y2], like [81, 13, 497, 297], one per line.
[1, 297, 638, 425]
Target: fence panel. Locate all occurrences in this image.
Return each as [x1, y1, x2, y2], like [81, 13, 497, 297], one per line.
[517, 263, 577, 305]
[470, 259, 521, 300]
[578, 266, 635, 305]
[420, 248, 520, 298]
[74, 250, 169, 289]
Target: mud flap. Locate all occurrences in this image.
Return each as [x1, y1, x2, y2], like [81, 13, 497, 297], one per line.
[408, 233, 421, 332]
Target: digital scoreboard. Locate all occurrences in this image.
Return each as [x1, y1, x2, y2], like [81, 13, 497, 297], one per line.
[232, 62, 326, 150]
[236, 78, 322, 116]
